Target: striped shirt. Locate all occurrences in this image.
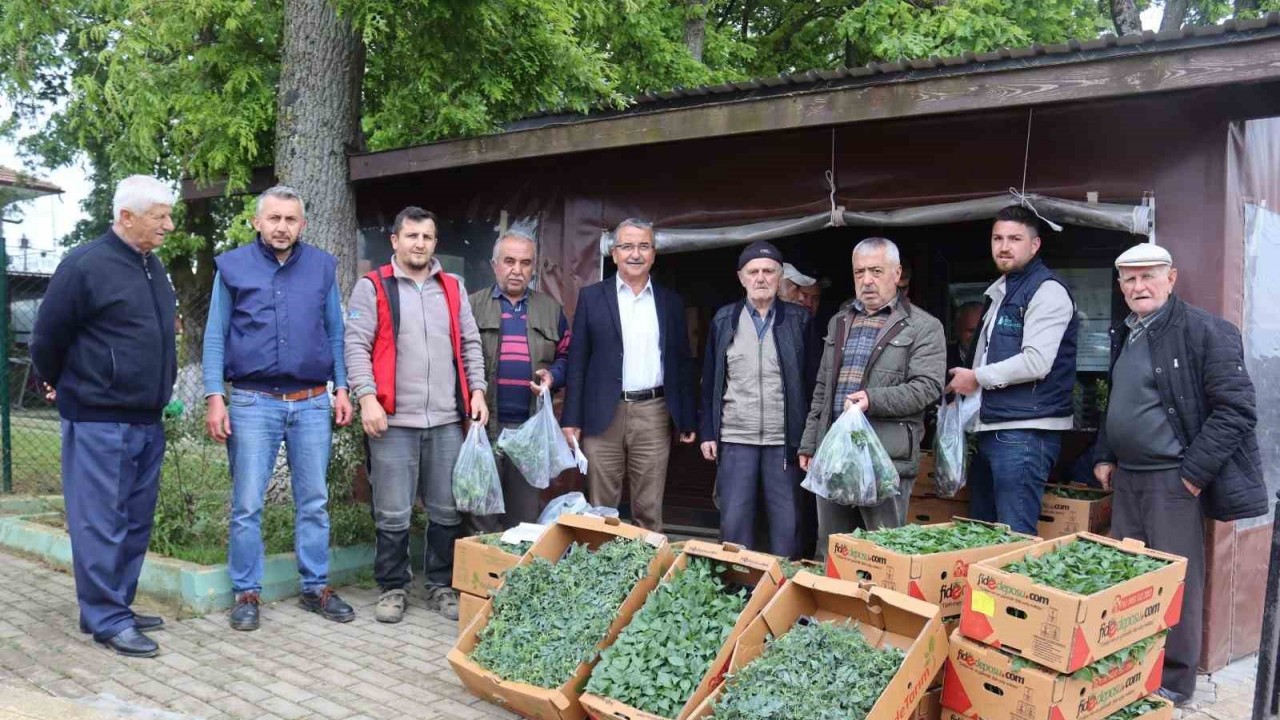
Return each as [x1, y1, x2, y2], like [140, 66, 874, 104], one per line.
[492, 286, 570, 423]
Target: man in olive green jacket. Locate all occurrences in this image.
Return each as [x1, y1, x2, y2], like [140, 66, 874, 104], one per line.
[799, 238, 945, 555]
[469, 229, 570, 529]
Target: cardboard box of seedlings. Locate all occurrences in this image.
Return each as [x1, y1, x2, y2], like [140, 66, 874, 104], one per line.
[960, 533, 1187, 674]
[448, 515, 672, 720]
[579, 541, 785, 720]
[452, 532, 531, 597]
[1037, 485, 1114, 540]
[687, 571, 949, 720]
[909, 496, 971, 525]
[826, 519, 1039, 628]
[941, 630, 1167, 720]
[457, 591, 486, 634]
[939, 693, 1173, 720]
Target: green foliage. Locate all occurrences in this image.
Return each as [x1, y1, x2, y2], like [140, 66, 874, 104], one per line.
[471, 538, 657, 689]
[709, 620, 905, 720]
[779, 560, 825, 579]
[587, 557, 748, 716]
[150, 413, 374, 565]
[852, 519, 1023, 555]
[475, 533, 533, 556]
[1044, 485, 1107, 500]
[1005, 538, 1170, 596]
[1104, 694, 1166, 720]
[806, 420, 900, 507]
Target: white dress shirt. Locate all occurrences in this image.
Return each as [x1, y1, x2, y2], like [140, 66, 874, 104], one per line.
[616, 275, 664, 391]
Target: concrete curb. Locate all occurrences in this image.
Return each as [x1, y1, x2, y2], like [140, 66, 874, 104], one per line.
[0, 495, 406, 616]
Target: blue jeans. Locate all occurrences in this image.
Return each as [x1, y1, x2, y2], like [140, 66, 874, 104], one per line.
[716, 443, 801, 558]
[62, 421, 164, 641]
[227, 388, 332, 594]
[967, 429, 1062, 535]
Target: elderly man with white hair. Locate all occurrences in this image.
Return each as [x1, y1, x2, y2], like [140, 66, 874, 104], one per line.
[1094, 243, 1267, 706]
[799, 237, 945, 555]
[31, 175, 179, 657]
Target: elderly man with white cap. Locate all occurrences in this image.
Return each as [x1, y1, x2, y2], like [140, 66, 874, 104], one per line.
[1094, 243, 1267, 706]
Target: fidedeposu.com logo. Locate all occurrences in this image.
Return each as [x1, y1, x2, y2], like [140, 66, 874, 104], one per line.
[976, 574, 1051, 606]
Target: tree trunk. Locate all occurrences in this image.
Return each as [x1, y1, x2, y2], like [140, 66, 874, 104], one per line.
[275, 0, 364, 298]
[1236, 0, 1259, 17]
[1160, 0, 1190, 31]
[740, 0, 751, 40]
[1111, 0, 1143, 35]
[684, 0, 708, 62]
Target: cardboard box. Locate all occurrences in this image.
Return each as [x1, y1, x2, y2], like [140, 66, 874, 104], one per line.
[451, 533, 527, 597]
[942, 631, 1166, 720]
[911, 686, 942, 720]
[457, 591, 486, 635]
[579, 541, 784, 720]
[448, 515, 672, 720]
[1037, 486, 1113, 539]
[687, 571, 949, 720]
[908, 497, 972, 526]
[914, 452, 970, 502]
[826, 519, 1038, 626]
[940, 695, 1172, 720]
[960, 533, 1188, 674]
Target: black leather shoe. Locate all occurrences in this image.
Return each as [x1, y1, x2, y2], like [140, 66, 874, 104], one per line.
[300, 587, 355, 623]
[80, 614, 165, 634]
[97, 627, 159, 658]
[229, 591, 260, 631]
[1156, 687, 1192, 707]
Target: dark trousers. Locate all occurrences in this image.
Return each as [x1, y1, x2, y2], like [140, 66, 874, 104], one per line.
[967, 428, 1062, 535]
[367, 424, 463, 590]
[61, 420, 164, 641]
[717, 443, 801, 558]
[468, 422, 545, 534]
[1111, 466, 1204, 699]
[815, 476, 914, 560]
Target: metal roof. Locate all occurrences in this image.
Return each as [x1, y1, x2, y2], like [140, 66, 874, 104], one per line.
[504, 12, 1280, 132]
[0, 165, 62, 207]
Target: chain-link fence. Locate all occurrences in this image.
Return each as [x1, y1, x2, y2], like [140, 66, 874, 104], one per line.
[2, 271, 215, 495]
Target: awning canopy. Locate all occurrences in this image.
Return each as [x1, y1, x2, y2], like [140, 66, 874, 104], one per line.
[599, 193, 1153, 255]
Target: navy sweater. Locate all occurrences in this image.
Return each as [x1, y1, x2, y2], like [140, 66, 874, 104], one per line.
[31, 229, 177, 423]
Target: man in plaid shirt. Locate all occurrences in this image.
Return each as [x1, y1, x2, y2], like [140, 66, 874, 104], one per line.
[798, 238, 945, 557]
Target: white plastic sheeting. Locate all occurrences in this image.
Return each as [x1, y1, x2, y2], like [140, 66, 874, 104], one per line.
[598, 193, 1154, 255]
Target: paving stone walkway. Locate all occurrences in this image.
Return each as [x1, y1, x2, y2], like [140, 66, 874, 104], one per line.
[0, 548, 1262, 720]
[0, 550, 517, 720]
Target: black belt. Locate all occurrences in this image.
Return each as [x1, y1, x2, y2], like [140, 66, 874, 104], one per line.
[621, 386, 664, 402]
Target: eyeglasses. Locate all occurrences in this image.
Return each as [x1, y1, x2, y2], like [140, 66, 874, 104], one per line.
[614, 243, 654, 255]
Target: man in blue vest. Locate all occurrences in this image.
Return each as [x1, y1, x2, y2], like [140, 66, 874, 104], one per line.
[203, 185, 355, 631]
[946, 205, 1079, 535]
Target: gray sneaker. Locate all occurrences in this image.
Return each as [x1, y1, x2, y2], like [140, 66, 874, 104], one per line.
[375, 589, 407, 624]
[424, 586, 459, 621]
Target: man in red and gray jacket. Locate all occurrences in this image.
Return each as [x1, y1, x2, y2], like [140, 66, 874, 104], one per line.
[345, 206, 489, 624]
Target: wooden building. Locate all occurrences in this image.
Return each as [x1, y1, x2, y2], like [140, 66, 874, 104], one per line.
[340, 17, 1280, 670]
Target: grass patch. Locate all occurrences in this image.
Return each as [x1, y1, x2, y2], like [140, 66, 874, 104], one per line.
[7, 417, 62, 495]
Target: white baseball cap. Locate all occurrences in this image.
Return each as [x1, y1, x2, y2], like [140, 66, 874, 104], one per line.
[782, 263, 817, 287]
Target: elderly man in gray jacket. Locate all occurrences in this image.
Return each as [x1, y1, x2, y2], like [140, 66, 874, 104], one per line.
[799, 238, 945, 555]
[345, 206, 489, 624]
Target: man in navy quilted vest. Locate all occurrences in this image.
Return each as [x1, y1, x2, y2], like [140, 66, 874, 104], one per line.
[202, 186, 355, 631]
[945, 205, 1079, 535]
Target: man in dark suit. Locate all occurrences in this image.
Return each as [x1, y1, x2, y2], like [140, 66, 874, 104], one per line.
[562, 218, 697, 531]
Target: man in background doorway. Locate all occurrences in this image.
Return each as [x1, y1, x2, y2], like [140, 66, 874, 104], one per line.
[947, 301, 985, 370]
